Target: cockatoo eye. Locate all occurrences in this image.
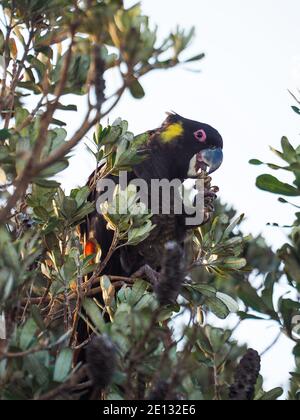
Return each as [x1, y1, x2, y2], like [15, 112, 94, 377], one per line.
[194, 129, 207, 143]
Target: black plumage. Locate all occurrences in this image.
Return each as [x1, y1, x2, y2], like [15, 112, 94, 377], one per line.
[80, 112, 223, 277]
[77, 113, 223, 399]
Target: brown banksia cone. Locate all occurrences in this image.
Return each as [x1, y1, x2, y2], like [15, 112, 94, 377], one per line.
[155, 241, 186, 306]
[86, 335, 117, 390]
[229, 348, 261, 401]
[92, 45, 105, 110]
[198, 171, 219, 225]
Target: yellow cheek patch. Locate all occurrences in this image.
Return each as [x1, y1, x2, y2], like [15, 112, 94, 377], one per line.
[161, 122, 184, 142]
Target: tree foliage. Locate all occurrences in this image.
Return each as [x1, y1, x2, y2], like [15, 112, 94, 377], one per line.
[0, 0, 298, 401]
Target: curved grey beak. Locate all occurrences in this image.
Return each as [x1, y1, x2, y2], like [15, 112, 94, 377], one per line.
[197, 148, 223, 174]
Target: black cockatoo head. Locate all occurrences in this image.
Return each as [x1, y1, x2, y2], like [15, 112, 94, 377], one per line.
[159, 112, 223, 178]
[134, 112, 223, 181]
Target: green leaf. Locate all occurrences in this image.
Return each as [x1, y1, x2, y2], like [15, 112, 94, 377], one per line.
[281, 136, 296, 163]
[39, 160, 69, 178]
[216, 292, 239, 313]
[51, 118, 67, 127]
[257, 387, 283, 400]
[190, 284, 216, 298]
[20, 318, 37, 350]
[204, 296, 230, 319]
[222, 257, 247, 270]
[53, 348, 73, 383]
[222, 214, 244, 240]
[71, 202, 95, 224]
[128, 280, 149, 306]
[270, 146, 284, 160]
[31, 305, 46, 331]
[56, 103, 77, 112]
[61, 197, 77, 218]
[33, 178, 61, 188]
[256, 174, 299, 196]
[184, 52, 205, 63]
[0, 129, 11, 141]
[127, 221, 154, 246]
[292, 105, 300, 115]
[249, 159, 264, 165]
[33, 206, 49, 220]
[129, 79, 145, 99]
[131, 132, 149, 149]
[101, 124, 122, 145]
[197, 328, 213, 354]
[75, 186, 90, 208]
[24, 354, 49, 387]
[237, 311, 267, 321]
[82, 298, 106, 333]
[238, 283, 267, 313]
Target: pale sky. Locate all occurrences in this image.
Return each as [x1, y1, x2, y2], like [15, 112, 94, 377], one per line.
[57, 0, 300, 395]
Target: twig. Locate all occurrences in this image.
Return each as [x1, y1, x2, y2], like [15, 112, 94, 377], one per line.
[213, 354, 221, 400]
[34, 108, 99, 173]
[260, 331, 282, 357]
[0, 30, 76, 223]
[37, 366, 89, 400]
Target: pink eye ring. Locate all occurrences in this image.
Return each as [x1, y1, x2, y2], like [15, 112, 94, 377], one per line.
[194, 129, 207, 143]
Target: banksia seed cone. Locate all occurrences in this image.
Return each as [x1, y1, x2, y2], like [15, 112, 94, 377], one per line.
[229, 348, 261, 401]
[155, 241, 185, 306]
[198, 171, 219, 225]
[92, 45, 105, 110]
[86, 335, 116, 390]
